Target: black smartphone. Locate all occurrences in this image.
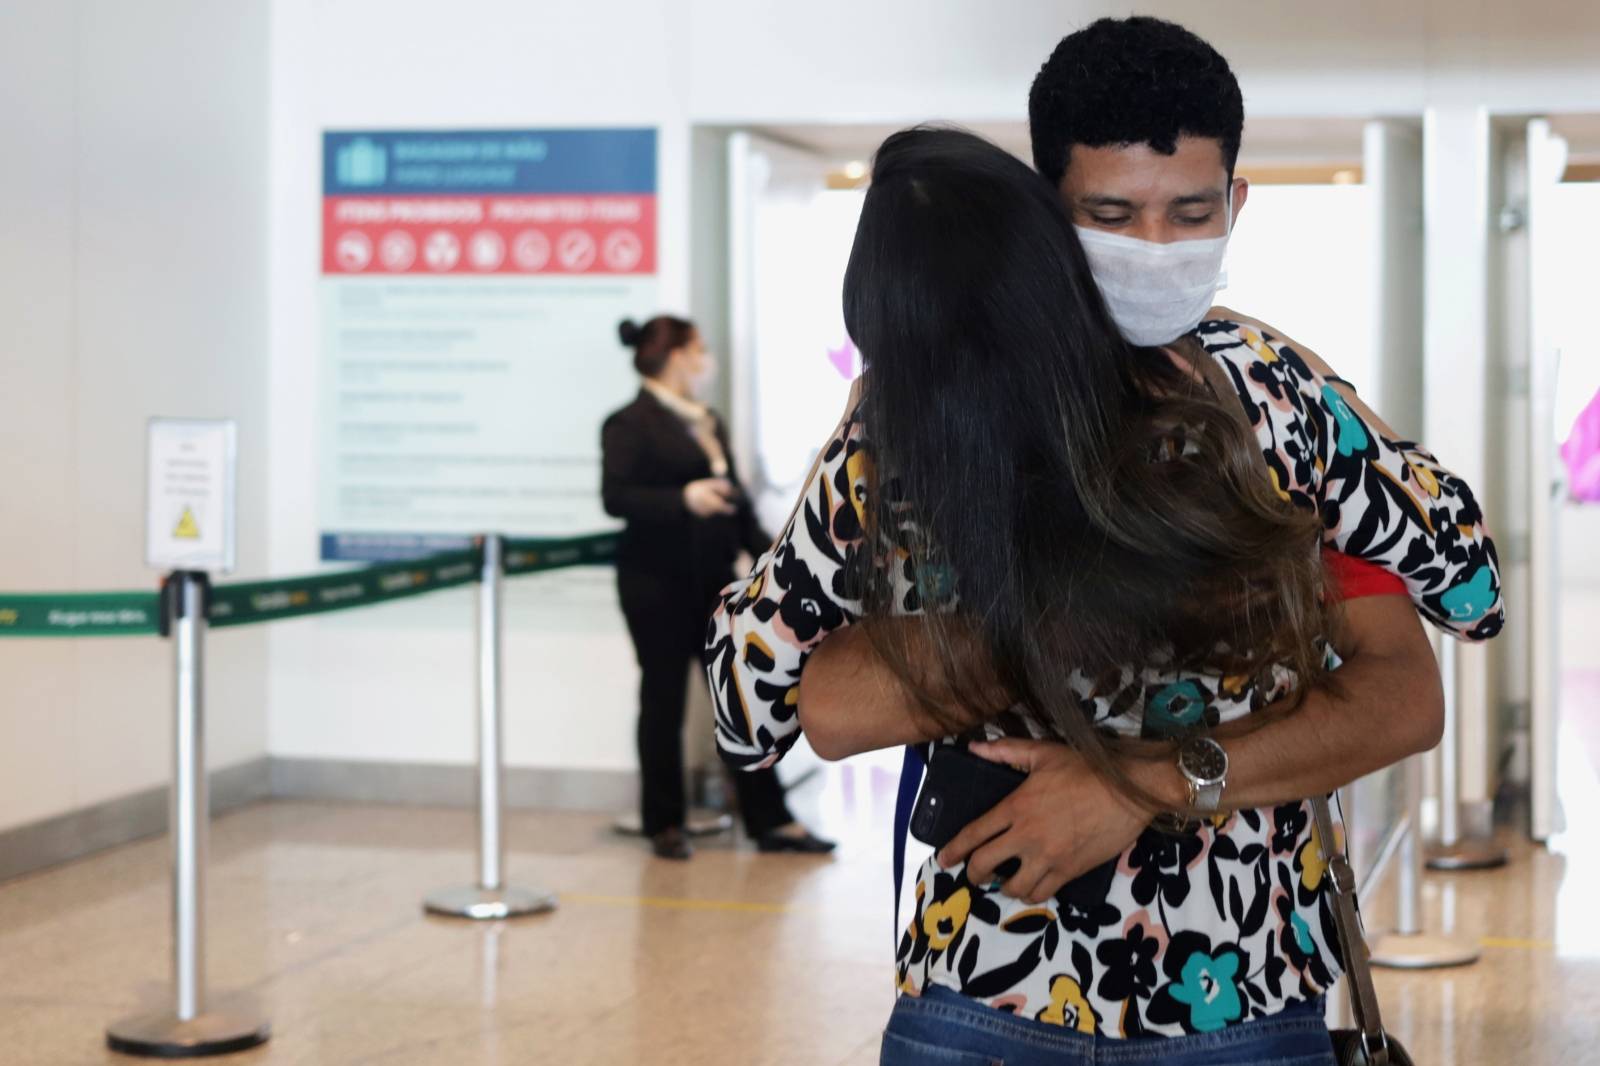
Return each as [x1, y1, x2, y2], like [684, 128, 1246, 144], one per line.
[909, 745, 1025, 850]
[909, 744, 1119, 909]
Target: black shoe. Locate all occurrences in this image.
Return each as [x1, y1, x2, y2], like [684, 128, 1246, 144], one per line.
[755, 827, 837, 854]
[651, 827, 693, 861]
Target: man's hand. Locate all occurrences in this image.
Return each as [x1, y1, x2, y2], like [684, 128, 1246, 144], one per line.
[935, 592, 1441, 906]
[936, 738, 1168, 905]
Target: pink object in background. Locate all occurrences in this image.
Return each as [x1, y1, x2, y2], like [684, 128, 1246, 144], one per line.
[1563, 385, 1600, 502]
[827, 337, 860, 380]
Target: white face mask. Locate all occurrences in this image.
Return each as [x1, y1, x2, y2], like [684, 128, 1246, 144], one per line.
[687, 353, 717, 398]
[1074, 193, 1232, 347]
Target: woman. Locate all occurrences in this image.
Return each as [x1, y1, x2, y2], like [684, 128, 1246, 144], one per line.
[601, 315, 834, 861]
[706, 130, 1501, 1062]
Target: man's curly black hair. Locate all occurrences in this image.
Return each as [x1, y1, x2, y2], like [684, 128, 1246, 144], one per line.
[1028, 17, 1244, 187]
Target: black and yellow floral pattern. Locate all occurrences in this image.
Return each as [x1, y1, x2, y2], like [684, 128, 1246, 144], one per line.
[704, 320, 1503, 1037]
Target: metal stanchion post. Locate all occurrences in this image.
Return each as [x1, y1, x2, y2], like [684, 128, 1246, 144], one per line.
[1369, 753, 1480, 968]
[1426, 638, 1508, 871]
[107, 572, 270, 1057]
[425, 535, 556, 920]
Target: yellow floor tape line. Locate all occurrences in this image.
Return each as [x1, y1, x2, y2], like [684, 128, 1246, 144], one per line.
[1479, 936, 1555, 950]
[563, 892, 804, 915]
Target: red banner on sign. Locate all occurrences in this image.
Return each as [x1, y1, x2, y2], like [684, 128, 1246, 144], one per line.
[322, 194, 656, 275]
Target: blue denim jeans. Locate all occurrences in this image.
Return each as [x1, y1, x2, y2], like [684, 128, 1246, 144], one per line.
[880, 986, 1338, 1066]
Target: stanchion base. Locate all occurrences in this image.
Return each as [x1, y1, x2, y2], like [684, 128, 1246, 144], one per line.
[423, 885, 557, 920]
[106, 1009, 269, 1059]
[1369, 931, 1482, 970]
[612, 811, 733, 838]
[1426, 839, 1509, 871]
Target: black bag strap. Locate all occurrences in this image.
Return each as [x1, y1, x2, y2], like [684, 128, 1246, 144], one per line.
[1311, 794, 1391, 1066]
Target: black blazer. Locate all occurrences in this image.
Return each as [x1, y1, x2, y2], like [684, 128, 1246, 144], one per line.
[600, 388, 772, 595]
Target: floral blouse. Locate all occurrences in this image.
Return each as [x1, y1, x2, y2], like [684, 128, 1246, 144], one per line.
[704, 319, 1503, 1038]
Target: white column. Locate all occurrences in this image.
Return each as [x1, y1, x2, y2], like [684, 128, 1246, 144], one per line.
[1422, 105, 1494, 810]
[1363, 120, 1426, 438]
[1525, 119, 1569, 841]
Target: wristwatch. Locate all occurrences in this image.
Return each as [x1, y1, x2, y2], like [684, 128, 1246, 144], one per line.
[1177, 736, 1229, 815]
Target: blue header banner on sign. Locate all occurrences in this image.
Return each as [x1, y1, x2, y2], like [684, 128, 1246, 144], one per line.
[323, 128, 656, 196]
[320, 533, 475, 563]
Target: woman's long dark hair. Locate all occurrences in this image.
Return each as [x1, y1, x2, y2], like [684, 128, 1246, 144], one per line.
[843, 127, 1330, 809]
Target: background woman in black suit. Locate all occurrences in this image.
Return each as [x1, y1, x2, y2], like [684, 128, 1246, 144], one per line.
[601, 315, 834, 860]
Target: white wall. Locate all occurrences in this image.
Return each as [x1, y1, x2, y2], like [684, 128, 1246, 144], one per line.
[262, 0, 1600, 783]
[0, 0, 272, 833]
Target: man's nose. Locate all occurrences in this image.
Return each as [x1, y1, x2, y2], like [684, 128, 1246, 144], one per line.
[1128, 219, 1190, 245]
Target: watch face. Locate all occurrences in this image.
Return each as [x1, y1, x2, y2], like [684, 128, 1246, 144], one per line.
[1180, 738, 1229, 787]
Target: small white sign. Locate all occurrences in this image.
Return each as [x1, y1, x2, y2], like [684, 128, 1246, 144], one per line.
[146, 419, 237, 572]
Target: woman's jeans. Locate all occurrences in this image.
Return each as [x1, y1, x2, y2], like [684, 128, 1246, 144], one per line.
[881, 986, 1338, 1066]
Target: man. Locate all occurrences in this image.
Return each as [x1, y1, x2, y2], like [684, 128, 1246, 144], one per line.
[790, 17, 1492, 904]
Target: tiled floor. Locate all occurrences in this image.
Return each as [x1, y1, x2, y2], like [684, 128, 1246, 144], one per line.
[2, 738, 1599, 1065]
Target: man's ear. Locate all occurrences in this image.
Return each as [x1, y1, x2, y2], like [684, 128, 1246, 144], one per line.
[1229, 176, 1250, 230]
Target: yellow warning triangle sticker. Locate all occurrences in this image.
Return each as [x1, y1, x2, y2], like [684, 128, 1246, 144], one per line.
[173, 506, 201, 540]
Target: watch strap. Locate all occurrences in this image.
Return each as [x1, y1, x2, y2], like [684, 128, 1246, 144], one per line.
[1192, 780, 1224, 814]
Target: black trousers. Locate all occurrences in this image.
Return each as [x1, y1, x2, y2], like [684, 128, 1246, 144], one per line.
[617, 567, 793, 838]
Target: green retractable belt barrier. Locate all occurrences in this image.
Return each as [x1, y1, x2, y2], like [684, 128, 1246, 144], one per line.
[0, 532, 622, 638]
[0, 592, 163, 637]
[502, 532, 619, 576]
[207, 548, 482, 629]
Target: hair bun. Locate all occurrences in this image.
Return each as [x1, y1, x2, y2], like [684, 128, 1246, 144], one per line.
[618, 319, 642, 347]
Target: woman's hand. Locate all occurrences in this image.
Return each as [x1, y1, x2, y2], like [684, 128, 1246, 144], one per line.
[684, 477, 737, 517]
[936, 738, 1166, 905]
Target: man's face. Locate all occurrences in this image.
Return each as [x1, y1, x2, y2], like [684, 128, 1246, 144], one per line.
[1058, 136, 1249, 244]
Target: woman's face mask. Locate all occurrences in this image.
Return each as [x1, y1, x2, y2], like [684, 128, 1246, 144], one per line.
[1074, 191, 1232, 347]
[684, 346, 717, 397]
